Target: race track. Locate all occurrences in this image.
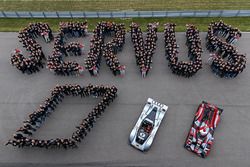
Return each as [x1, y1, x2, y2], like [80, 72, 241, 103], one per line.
[0, 32, 250, 167]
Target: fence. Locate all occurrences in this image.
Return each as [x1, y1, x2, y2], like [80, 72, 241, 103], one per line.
[1, 10, 250, 18]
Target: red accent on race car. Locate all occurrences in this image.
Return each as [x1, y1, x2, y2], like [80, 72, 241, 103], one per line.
[195, 104, 204, 121]
[184, 101, 223, 158]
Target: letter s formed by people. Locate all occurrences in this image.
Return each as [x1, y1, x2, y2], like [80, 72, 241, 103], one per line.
[10, 23, 53, 74]
[206, 20, 246, 78]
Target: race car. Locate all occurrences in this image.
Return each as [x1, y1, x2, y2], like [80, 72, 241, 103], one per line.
[184, 101, 223, 158]
[129, 98, 168, 151]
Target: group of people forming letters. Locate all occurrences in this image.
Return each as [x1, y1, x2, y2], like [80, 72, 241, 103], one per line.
[10, 20, 247, 78]
[206, 20, 246, 78]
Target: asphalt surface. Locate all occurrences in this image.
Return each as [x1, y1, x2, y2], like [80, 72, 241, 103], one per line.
[0, 32, 250, 167]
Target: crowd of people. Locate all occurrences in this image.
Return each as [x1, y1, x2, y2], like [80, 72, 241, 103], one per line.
[206, 20, 246, 78]
[5, 84, 118, 149]
[10, 21, 247, 78]
[85, 21, 126, 76]
[10, 22, 53, 74]
[47, 22, 88, 76]
[164, 23, 202, 78]
[65, 42, 84, 56]
[130, 22, 158, 77]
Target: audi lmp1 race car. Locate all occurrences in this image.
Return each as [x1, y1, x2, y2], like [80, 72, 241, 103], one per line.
[184, 101, 223, 158]
[129, 98, 168, 152]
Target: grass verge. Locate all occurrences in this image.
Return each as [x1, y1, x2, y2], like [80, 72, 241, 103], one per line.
[0, 17, 250, 32]
[1, 0, 250, 11]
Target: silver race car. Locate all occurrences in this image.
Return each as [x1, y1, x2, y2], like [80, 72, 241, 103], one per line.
[129, 98, 168, 151]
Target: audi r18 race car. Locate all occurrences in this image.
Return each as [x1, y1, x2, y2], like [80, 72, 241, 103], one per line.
[129, 98, 168, 152]
[184, 101, 223, 158]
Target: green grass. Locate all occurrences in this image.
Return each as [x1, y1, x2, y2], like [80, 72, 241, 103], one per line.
[1, 0, 250, 11]
[1, 1, 250, 31]
[0, 17, 250, 32]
